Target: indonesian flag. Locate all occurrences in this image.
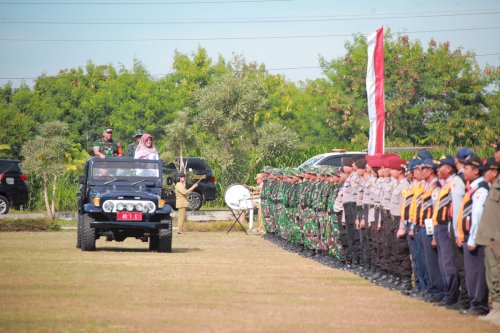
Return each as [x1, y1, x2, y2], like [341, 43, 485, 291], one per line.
[366, 27, 385, 155]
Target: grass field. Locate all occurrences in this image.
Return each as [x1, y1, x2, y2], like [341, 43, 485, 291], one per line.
[0, 231, 498, 333]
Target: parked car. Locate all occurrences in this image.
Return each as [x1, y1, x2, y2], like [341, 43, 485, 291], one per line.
[163, 157, 217, 211]
[0, 159, 29, 214]
[298, 150, 366, 168]
[76, 157, 173, 252]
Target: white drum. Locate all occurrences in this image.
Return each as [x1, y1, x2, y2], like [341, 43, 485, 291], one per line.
[224, 184, 254, 210]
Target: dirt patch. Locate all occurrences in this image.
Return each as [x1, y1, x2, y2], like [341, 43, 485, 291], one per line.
[0, 232, 497, 333]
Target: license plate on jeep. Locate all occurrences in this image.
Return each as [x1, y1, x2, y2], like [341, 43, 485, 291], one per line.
[117, 212, 142, 221]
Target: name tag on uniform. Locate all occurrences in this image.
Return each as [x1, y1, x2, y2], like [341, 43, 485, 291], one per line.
[424, 218, 434, 236]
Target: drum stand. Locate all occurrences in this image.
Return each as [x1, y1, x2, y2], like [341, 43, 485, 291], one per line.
[227, 206, 248, 234]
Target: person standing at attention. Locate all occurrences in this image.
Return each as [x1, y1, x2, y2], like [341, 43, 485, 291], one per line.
[175, 172, 198, 235]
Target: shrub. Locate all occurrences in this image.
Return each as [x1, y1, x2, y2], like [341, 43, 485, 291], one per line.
[0, 218, 60, 232]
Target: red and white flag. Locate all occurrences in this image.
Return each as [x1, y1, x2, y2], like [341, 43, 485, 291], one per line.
[366, 27, 385, 155]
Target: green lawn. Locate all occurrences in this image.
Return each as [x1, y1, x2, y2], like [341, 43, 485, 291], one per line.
[0, 231, 498, 333]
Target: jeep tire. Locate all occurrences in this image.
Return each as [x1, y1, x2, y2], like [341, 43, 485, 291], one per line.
[158, 219, 172, 253]
[149, 235, 159, 251]
[81, 213, 96, 251]
[76, 214, 83, 248]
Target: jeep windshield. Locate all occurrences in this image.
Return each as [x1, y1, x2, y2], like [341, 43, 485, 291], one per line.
[91, 160, 160, 180]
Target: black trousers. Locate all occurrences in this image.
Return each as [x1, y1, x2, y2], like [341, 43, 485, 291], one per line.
[391, 215, 412, 279]
[450, 226, 470, 308]
[343, 202, 360, 264]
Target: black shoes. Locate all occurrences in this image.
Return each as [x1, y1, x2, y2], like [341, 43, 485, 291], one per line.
[460, 308, 489, 316]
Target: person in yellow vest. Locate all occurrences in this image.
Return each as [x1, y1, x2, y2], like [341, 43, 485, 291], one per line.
[457, 155, 490, 316]
[175, 172, 198, 235]
[432, 155, 460, 307]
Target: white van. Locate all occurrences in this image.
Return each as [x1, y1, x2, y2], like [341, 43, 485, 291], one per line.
[298, 150, 366, 168]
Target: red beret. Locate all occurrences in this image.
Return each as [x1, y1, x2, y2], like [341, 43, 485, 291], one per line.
[366, 154, 383, 168]
[384, 155, 407, 171]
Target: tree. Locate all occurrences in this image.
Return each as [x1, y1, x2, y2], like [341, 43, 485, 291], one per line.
[319, 32, 495, 147]
[162, 108, 197, 172]
[194, 72, 266, 186]
[21, 122, 69, 219]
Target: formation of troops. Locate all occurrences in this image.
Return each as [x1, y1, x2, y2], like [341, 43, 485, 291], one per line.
[259, 143, 499, 323]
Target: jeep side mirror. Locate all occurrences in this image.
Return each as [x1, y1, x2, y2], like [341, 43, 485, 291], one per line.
[167, 177, 173, 186]
[78, 175, 85, 185]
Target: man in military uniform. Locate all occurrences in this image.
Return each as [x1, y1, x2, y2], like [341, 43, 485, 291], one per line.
[93, 126, 122, 158]
[126, 129, 143, 157]
[477, 143, 500, 324]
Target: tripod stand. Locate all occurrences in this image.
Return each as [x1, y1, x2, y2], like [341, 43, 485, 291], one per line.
[226, 205, 248, 234]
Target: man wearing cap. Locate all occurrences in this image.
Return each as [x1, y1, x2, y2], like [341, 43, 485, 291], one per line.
[126, 129, 143, 157]
[399, 159, 426, 296]
[432, 155, 460, 307]
[175, 172, 198, 234]
[477, 144, 500, 324]
[93, 126, 122, 158]
[417, 158, 445, 303]
[457, 155, 490, 316]
[450, 147, 473, 310]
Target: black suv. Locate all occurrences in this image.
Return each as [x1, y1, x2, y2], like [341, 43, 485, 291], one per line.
[0, 159, 29, 214]
[163, 157, 217, 211]
[77, 157, 173, 252]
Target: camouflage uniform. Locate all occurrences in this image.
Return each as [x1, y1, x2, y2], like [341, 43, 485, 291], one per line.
[94, 138, 121, 157]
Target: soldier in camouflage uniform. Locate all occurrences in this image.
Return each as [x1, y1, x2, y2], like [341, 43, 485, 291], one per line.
[93, 126, 122, 158]
[126, 129, 143, 157]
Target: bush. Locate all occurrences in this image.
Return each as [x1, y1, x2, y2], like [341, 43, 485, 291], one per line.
[0, 218, 60, 232]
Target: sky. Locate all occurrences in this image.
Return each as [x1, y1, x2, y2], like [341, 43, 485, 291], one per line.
[0, 0, 499, 87]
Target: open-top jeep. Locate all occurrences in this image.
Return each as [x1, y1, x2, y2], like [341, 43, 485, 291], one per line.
[77, 157, 173, 252]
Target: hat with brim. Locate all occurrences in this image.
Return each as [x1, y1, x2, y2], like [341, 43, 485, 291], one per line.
[104, 126, 113, 133]
[133, 129, 143, 137]
[437, 155, 456, 169]
[483, 157, 499, 171]
[415, 150, 432, 160]
[455, 147, 473, 160]
[459, 154, 484, 170]
[420, 158, 438, 170]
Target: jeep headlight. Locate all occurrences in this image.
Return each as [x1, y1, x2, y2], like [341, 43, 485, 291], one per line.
[145, 202, 155, 213]
[103, 201, 114, 213]
[135, 203, 144, 212]
[116, 202, 125, 211]
[126, 203, 134, 211]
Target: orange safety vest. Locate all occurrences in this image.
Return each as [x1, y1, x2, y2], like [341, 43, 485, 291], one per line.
[401, 185, 415, 221]
[457, 180, 489, 242]
[433, 182, 452, 225]
[418, 179, 441, 226]
[410, 182, 425, 225]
